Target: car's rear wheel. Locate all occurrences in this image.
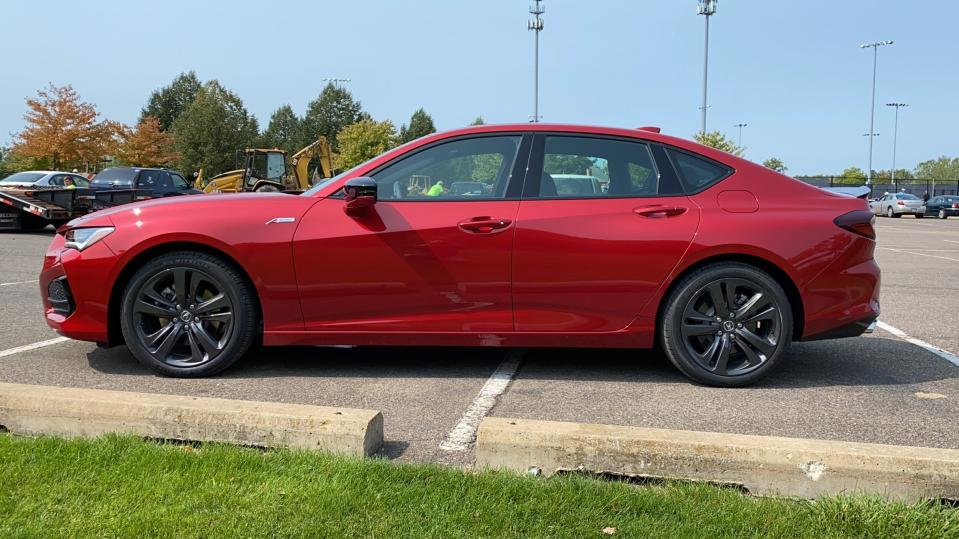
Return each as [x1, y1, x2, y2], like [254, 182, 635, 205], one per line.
[660, 263, 793, 387]
[915, 213, 924, 219]
[120, 251, 257, 377]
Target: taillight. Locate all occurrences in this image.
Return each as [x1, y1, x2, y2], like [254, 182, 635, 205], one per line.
[834, 209, 876, 240]
[953, 203, 958, 209]
[896, 200, 905, 206]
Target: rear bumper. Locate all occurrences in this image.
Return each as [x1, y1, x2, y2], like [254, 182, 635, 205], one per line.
[800, 255, 881, 341]
[801, 315, 878, 341]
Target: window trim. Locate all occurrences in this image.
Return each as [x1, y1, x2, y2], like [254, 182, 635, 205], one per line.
[664, 146, 734, 195]
[332, 133, 533, 202]
[523, 132, 672, 201]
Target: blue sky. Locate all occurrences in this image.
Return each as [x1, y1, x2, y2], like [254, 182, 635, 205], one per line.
[2, 1, 956, 175]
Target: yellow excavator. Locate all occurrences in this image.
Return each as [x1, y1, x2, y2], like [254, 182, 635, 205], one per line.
[195, 136, 334, 193]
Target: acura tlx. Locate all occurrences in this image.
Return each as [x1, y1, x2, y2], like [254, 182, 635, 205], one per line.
[40, 124, 880, 386]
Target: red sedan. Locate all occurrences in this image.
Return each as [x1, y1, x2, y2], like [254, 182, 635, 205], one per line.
[40, 124, 880, 386]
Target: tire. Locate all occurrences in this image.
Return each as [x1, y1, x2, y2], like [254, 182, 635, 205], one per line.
[660, 262, 793, 387]
[120, 251, 258, 377]
[940, 209, 947, 219]
[20, 214, 50, 230]
[915, 213, 924, 219]
[886, 207, 894, 218]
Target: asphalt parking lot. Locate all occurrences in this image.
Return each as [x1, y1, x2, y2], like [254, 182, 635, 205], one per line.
[0, 216, 957, 465]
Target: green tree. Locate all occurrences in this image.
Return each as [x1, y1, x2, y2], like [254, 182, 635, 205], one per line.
[840, 166, 867, 180]
[693, 130, 743, 157]
[334, 119, 396, 170]
[300, 83, 368, 151]
[762, 157, 787, 173]
[259, 105, 302, 156]
[544, 154, 595, 175]
[171, 80, 259, 176]
[470, 116, 485, 126]
[140, 71, 202, 131]
[398, 108, 437, 144]
[873, 169, 914, 181]
[915, 156, 959, 181]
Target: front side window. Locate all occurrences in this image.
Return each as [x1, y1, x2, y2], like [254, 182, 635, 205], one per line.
[668, 149, 730, 192]
[372, 136, 521, 200]
[539, 136, 658, 198]
[171, 173, 189, 189]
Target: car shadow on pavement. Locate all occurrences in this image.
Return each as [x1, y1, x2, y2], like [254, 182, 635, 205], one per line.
[85, 336, 955, 388]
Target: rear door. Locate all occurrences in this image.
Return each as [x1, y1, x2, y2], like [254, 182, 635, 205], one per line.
[512, 133, 700, 332]
[293, 134, 531, 332]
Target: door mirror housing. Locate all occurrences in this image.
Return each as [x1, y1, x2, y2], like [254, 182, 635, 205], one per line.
[344, 177, 377, 216]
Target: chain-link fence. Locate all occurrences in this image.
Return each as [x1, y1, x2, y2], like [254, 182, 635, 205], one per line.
[794, 177, 959, 197]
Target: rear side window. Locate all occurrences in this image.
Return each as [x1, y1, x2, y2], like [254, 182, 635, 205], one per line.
[539, 136, 659, 198]
[92, 168, 135, 186]
[667, 150, 731, 192]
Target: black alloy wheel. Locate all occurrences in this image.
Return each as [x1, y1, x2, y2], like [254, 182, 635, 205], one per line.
[661, 263, 793, 387]
[120, 251, 257, 377]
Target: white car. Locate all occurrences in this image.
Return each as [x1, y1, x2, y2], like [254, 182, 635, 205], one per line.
[873, 192, 926, 218]
[0, 170, 90, 189]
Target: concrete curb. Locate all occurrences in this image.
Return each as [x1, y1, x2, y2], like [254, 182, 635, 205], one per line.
[476, 417, 959, 501]
[0, 382, 383, 457]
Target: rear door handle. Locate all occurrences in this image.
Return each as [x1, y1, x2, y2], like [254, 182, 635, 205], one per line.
[457, 216, 513, 234]
[633, 205, 688, 218]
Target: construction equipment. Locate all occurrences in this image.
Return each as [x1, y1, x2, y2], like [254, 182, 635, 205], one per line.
[196, 136, 333, 194]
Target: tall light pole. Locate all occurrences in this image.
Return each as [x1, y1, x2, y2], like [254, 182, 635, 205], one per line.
[697, 0, 717, 134]
[733, 122, 747, 149]
[323, 78, 352, 88]
[860, 40, 893, 186]
[885, 102, 908, 183]
[528, 0, 544, 122]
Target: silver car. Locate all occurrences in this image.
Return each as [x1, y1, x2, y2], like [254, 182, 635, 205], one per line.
[0, 170, 90, 189]
[873, 192, 926, 218]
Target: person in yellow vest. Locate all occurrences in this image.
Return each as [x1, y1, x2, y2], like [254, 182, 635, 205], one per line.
[63, 177, 77, 189]
[426, 180, 445, 197]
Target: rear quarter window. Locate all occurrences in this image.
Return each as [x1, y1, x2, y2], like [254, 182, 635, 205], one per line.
[666, 149, 731, 193]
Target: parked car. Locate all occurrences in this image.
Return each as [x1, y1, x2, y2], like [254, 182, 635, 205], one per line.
[90, 167, 200, 197]
[924, 195, 959, 219]
[551, 174, 605, 196]
[40, 124, 880, 387]
[0, 170, 90, 189]
[873, 192, 925, 218]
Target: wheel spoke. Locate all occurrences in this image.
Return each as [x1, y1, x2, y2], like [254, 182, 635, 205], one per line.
[172, 268, 189, 308]
[710, 334, 732, 373]
[197, 311, 232, 323]
[707, 282, 729, 318]
[683, 321, 719, 337]
[135, 298, 176, 317]
[743, 305, 776, 324]
[735, 327, 777, 358]
[148, 322, 183, 359]
[186, 330, 205, 363]
[190, 322, 223, 359]
[736, 339, 764, 366]
[195, 293, 230, 315]
[733, 292, 765, 321]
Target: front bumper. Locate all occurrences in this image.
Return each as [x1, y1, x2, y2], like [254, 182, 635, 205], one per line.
[40, 233, 115, 343]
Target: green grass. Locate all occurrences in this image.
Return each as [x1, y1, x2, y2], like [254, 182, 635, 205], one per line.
[0, 434, 955, 538]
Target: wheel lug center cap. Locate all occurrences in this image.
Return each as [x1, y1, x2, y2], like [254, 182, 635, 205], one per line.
[722, 321, 735, 332]
[179, 311, 193, 322]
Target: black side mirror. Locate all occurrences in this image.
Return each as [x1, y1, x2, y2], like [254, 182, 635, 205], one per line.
[344, 177, 377, 216]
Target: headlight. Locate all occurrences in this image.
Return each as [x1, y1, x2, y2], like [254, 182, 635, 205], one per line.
[63, 227, 114, 251]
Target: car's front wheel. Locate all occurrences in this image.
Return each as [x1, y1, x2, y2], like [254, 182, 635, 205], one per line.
[940, 209, 947, 219]
[120, 251, 258, 377]
[660, 263, 793, 387]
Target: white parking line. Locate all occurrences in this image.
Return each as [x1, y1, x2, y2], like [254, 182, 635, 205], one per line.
[0, 279, 38, 287]
[878, 247, 959, 263]
[439, 349, 525, 451]
[0, 337, 71, 358]
[876, 321, 959, 367]
[945, 240, 959, 245]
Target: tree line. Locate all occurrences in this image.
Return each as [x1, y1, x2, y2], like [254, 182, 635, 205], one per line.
[0, 72, 444, 178]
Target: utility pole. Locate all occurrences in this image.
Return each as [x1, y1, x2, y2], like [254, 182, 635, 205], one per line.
[733, 122, 747, 149]
[885, 102, 908, 183]
[528, 1, 544, 122]
[697, 0, 717, 134]
[860, 40, 893, 186]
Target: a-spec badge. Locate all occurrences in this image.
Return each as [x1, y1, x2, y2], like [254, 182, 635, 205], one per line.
[265, 217, 296, 225]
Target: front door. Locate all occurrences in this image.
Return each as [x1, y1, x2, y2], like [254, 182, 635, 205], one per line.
[512, 134, 701, 332]
[293, 134, 530, 332]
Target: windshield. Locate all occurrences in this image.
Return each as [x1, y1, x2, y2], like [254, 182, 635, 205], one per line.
[0, 172, 46, 184]
[301, 160, 372, 196]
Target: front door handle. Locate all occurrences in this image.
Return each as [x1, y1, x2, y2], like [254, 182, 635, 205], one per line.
[457, 216, 513, 234]
[633, 205, 688, 218]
